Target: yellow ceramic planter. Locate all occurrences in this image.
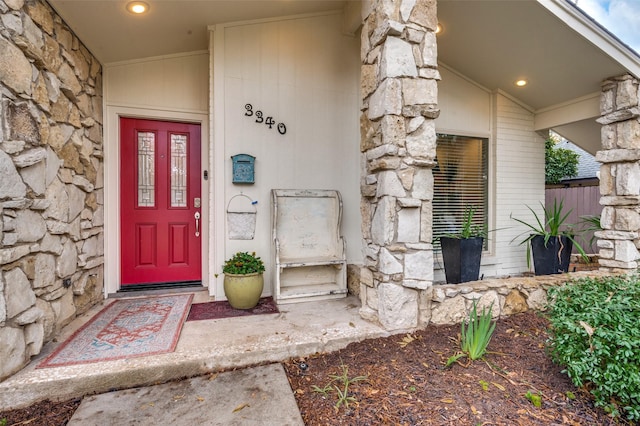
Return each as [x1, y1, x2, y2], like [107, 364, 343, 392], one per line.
[223, 272, 264, 309]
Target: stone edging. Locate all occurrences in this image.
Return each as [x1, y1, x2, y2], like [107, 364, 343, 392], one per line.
[427, 270, 611, 325]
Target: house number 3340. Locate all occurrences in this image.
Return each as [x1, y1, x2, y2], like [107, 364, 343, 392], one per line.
[244, 104, 287, 135]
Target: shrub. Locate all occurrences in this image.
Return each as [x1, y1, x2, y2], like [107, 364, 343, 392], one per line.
[547, 275, 640, 421]
[222, 251, 265, 275]
[545, 136, 578, 184]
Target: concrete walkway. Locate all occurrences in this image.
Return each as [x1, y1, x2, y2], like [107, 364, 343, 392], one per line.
[68, 364, 304, 425]
[0, 292, 393, 412]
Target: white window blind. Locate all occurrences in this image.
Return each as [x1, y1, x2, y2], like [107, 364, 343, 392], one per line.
[433, 134, 489, 248]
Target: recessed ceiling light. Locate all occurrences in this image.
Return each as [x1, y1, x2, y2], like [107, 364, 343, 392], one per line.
[435, 23, 443, 34]
[515, 79, 528, 87]
[127, 1, 149, 14]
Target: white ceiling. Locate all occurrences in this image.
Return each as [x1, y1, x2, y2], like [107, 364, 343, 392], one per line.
[47, 0, 640, 153]
[437, 0, 627, 110]
[436, 0, 638, 153]
[435, 0, 637, 153]
[47, 0, 348, 64]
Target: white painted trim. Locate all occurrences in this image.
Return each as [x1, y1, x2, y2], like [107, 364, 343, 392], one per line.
[494, 89, 535, 113]
[487, 91, 498, 260]
[434, 128, 491, 140]
[103, 105, 210, 297]
[534, 92, 600, 130]
[207, 9, 342, 32]
[104, 50, 209, 68]
[536, 91, 600, 114]
[210, 26, 226, 299]
[103, 102, 207, 116]
[438, 61, 492, 94]
[539, 0, 640, 78]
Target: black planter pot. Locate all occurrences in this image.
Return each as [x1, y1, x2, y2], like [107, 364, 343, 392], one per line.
[530, 234, 573, 275]
[440, 236, 483, 284]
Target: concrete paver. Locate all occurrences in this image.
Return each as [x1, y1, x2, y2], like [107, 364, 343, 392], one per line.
[68, 363, 303, 426]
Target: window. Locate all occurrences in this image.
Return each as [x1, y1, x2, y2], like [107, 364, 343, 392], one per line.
[433, 134, 489, 248]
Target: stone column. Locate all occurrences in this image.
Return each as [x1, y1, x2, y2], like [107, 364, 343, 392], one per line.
[359, 0, 439, 330]
[595, 75, 640, 272]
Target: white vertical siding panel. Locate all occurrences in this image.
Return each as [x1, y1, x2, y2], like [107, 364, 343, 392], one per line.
[488, 93, 545, 277]
[436, 66, 491, 136]
[220, 13, 361, 267]
[105, 52, 209, 113]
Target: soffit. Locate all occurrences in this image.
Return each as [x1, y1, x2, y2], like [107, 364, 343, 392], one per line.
[49, 0, 636, 111]
[437, 0, 631, 111]
[47, 0, 347, 64]
[48, 0, 639, 152]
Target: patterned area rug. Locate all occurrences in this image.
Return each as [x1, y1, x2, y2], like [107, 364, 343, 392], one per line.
[186, 297, 279, 321]
[38, 294, 193, 368]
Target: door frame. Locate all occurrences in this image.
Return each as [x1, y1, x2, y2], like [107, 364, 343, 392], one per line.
[104, 106, 210, 296]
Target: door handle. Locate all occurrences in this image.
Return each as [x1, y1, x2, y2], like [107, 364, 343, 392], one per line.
[194, 211, 201, 237]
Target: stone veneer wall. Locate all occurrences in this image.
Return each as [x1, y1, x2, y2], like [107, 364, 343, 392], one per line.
[0, 0, 104, 380]
[359, 0, 439, 331]
[596, 75, 640, 271]
[428, 271, 608, 325]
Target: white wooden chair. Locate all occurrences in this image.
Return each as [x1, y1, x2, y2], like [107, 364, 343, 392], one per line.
[271, 189, 347, 303]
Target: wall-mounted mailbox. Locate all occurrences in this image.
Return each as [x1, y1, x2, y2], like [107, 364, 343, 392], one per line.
[231, 154, 255, 184]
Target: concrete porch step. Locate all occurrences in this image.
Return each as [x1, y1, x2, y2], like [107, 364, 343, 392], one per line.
[68, 364, 304, 426]
[0, 295, 392, 411]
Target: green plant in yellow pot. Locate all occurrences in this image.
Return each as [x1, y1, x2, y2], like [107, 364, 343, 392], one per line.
[222, 251, 265, 309]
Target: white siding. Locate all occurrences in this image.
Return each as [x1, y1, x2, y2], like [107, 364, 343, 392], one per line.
[105, 51, 209, 113]
[488, 93, 545, 277]
[212, 13, 361, 298]
[436, 65, 491, 136]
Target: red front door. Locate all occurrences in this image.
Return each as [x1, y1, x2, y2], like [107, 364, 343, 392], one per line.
[120, 118, 202, 286]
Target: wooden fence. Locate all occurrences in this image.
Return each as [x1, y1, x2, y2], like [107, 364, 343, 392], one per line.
[545, 185, 602, 254]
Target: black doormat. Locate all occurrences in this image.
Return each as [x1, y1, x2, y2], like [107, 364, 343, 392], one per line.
[118, 281, 202, 292]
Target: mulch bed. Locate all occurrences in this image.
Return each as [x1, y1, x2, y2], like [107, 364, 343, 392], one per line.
[1, 311, 632, 425]
[283, 311, 632, 425]
[0, 398, 80, 426]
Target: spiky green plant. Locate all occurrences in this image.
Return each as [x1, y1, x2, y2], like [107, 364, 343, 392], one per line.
[461, 300, 496, 360]
[579, 214, 602, 250]
[510, 198, 588, 267]
[446, 300, 496, 367]
[443, 205, 486, 239]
